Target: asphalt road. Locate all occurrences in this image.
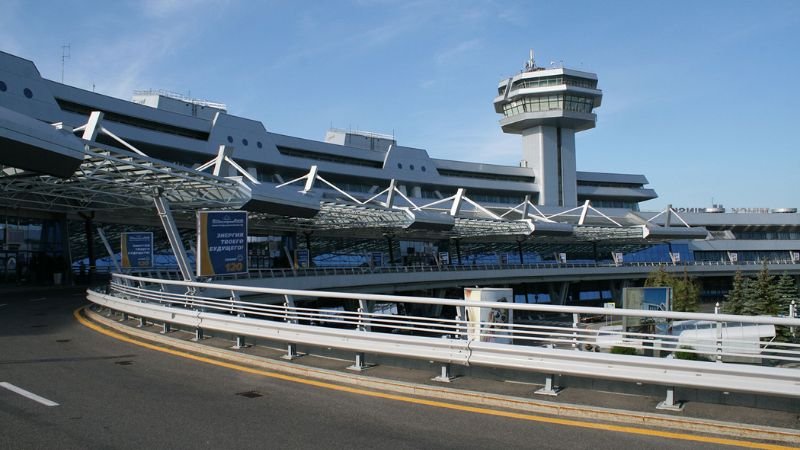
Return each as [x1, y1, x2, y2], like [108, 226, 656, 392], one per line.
[0, 289, 776, 449]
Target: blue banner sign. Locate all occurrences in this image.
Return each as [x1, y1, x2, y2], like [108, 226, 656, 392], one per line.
[197, 211, 248, 276]
[121, 232, 153, 268]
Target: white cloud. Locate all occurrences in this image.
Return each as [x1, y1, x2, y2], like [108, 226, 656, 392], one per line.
[435, 39, 482, 66]
[139, 0, 229, 19]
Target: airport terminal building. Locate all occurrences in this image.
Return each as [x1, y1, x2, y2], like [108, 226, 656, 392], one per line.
[0, 49, 798, 300]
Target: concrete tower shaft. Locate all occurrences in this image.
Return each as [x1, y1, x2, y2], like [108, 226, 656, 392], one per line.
[494, 55, 602, 207]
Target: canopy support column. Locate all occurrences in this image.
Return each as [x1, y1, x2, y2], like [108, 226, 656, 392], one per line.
[153, 192, 194, 282]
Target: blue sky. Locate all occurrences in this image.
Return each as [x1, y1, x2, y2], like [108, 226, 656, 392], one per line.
[2, 0, 799, 211]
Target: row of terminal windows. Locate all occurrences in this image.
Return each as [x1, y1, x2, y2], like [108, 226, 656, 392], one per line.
[502, 94, 595, 116]
[695, 250, 799, 262]
[733, 231, 800, 240]
[277, 146, 383, 169]
[577, 181, 645, 189]
[584, 199, 640, 210]
[437, 168, 536, 183]
[469, 193, 526, 204]
[55, 99, 211, 140]
[498, 76, 598, 95]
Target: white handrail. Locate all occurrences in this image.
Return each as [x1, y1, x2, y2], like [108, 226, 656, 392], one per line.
[87, 280, 800, 398]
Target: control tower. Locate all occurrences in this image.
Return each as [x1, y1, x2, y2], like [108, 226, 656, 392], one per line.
[494, 51, 602, 207]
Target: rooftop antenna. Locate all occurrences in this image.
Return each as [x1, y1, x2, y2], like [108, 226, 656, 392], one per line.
[60, 44, 70, 83]
[524, 49, 536, 71]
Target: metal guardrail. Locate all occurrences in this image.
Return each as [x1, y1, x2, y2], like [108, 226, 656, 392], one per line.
[92, 258, 799, 282]
[87, 273, 800, 400]
[215, 259, 800, 281]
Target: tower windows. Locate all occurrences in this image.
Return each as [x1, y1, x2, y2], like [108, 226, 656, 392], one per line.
[501, 94, 594, 117]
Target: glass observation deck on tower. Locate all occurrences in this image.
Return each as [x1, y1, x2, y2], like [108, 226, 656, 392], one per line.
[494, 53, 603, 133]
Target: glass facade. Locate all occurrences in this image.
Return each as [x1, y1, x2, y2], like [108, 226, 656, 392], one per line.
[695, 250, 799, 262]
[502, 94, 595, 117]
[584, 199, 640, 210]
[510, 75, 597, 90]
[0, 216, 67, 284]
[734, 231, 800, 240]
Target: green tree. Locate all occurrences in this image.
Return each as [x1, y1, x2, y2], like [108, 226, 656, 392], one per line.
[774, 273, 799, 342]
[644, 267, 699, 312]
[645, 267, 673, 288]
[735, 264, 779, 316]
[739, 277, 761, 315]
[775, 273, 799, 315]
[673, 269, 699, 313]
[753, 263, 779, 316]
[724, 271, 747, 315]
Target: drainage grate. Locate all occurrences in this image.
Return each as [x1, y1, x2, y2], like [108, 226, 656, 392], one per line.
[114, 361, 134, 366]
[235, 391, 263, 399]
[56, 339, 71, 343]
[31, 324, 47, 328]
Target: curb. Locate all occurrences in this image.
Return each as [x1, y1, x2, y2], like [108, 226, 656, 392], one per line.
[84, 307, 800, 445]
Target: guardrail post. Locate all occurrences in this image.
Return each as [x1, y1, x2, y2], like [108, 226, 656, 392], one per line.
[358, 299, 371, 332]
[120, 312, 129, 322]
[348, 352, 372, 371]
[656, 386, 684, 411]
[714, 302, 723, 363]
[791, 300, 797, 338]
[233, 335, 248, 349]
[192, 327, 204, 341]
[231, 290, 244, 317]
[282, 295, 301, 360]
[535, 374, 562, 396]
[161, 322, 171, 334]
[456, 305, 467, 339]
[572, 313, 579, 350]
[138, 316, 146, 328]
[432, 362, 454, 383]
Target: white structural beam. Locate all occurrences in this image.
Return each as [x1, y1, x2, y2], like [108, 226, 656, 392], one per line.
[450, 188, 465, 216]
[153, 194, 194, 282]
[384, 180, 396, 207]
[97, 227, 122, 273]
[81, 111, 103, 142]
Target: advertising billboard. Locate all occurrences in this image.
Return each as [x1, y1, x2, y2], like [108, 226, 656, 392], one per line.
[196, 211, 248, 276]
[120, 232, 153, 269]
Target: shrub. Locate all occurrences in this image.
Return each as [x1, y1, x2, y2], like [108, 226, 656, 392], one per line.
[610, 346, 637, 355]
[674, 346, 699, 360]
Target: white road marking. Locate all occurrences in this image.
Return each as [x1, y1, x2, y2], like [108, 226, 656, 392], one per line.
[0, 304, 7, 307]
[0, 382, 59, 407]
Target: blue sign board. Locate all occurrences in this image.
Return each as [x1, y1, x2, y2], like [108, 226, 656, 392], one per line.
[121, 232, 153, 268]
[197, 211, 248, 276]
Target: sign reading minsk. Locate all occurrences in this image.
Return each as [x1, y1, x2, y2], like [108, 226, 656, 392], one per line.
[121, 232, 153, 268]
[197, 211, 248, 276]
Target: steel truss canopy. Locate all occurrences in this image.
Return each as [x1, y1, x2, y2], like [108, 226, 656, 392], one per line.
[0, 142, 250, 213]
[0, 108, 707, 243]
